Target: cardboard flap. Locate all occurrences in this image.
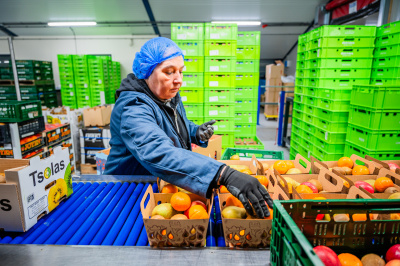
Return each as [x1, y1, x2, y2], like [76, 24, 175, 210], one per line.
[318, 168, 351, 193]
[365, 155, 390, 172]
[266, 170, 278, 191]
[274, 169, 290, 196]
[310, 156, 329, 174]
[294, 153, 311, 173]
[140, 186, 155, 219]
[250, 155, 259, 175]
[350, 154, 376, 174]
[347, 186, 375, 199]
[255, 158, 265, 175]
[378, 167, 400, 187]
[271, 184, 290, 200]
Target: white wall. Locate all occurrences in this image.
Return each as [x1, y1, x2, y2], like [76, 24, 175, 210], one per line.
[0, 35, 156, 89]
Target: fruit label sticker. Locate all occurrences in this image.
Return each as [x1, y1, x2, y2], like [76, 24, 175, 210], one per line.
[359, 137, 365, 142]
[209, 50, 219, 56]
[209, 96, 218, 102]
[210, 66, 219, 71]
[209, 110, 218, 116]
[209, 81, 218, 86]
[181, 96, 187, 102]
[70, 92, 73, 96]
[177, 34, 186, 40]
[84, 83, 88, 88]
[325, 132, 329, 141]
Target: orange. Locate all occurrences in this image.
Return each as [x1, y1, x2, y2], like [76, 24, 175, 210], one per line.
[352, 165, 369, 175]
[161, 184, 178, 193]
[285, 161, 295, 170]
[188, 205, 209, 219]
[254, 175, 269, 187]
[338, 157, 354, 169]
[265, 206, 273, 220]
[375, 177, 394, 192]
[220, 185, 229, 193]
[241, 169, 253, 175]
[352, 213, 375, 221]
[338, 253, 362, 266]
[170, 192, 191, 211]
[340, 178, 350, 188]
[296, 185, 314, 194]
[273, 160, 289, 174]
[226, 195, 244, 208]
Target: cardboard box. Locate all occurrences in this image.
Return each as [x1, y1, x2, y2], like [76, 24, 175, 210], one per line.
[81, 163, 97, 174]
[192, 135, 222, 160]
[80, 127, 111, 149]
[83, 105, 112, 127]
[44, 124, 71, 146]
[266, 64, 284, 80]
[140, 186, 212, 247]
[264, 105, 278, 117]
[264, 90, 279, 103]
[0, 147, 72, 232]
[265, 78, 282, 87]
[96, 148, 110, 175]
[81, 147, 100, 164]
[311, 155, 379, 175]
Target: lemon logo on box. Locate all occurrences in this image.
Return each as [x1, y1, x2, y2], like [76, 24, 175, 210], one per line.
[44, 167, 51, 179]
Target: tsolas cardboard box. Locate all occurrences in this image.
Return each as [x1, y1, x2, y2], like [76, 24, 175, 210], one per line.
[0, 147, 72, 232]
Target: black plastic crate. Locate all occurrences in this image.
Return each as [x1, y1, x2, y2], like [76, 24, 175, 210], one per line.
[19, 116, 46, 138]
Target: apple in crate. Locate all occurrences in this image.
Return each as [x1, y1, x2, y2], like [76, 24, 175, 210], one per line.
[355, 181, 374, 194]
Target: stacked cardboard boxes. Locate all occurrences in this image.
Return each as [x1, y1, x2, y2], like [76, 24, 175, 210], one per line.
[264, 61, 284, 117]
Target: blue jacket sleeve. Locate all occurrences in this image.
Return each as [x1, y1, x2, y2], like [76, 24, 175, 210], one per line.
[120, 100, 223, 198]
[178, 102, 207, 148]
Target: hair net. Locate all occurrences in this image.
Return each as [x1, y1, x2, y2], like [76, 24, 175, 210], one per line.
[132, 37, 184, 79]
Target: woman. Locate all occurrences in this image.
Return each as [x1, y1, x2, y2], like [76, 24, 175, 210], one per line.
[104, 37, 272, 218]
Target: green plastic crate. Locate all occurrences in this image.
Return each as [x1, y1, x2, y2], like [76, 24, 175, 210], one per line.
[234, 98, 258, 112]
[313, 146, 343, 160]
[291, 131, 302, 144]
[316, 88, 351, 101]
[303, 113, 316, 125]
[234, 136, 264, 150]
[0, 86, 16, 94]
[20, 93, 40, 101]
[204, 73, 235, 87]
[344, 141, 400, 160]
[317, 98, 350, 111]
[298, 32, 309, 44]
[289, 146, 298, 160]
[179, 88, 204, 103]
[292, 109, 304, 120]
[314, 126, 347, 144]
[374, 44, 400, 58]
[291, 124, 303, 137]
[296, 69, 306, 78]
[236, 45, 261, 59]
[377, 21, 400, 37]
[221, 147, 283, 160]
[184, 103, 204, 117]
[204, 57, 236, 72]
[308, 48, 374, 59]
[347, 123, 400, 151]
[302, 121, 315, 135]
[294, 94, 303, 103]
[314, 117, 347, 133]
[171, 23, 204, 40]
[311, 25, 376, 39]
[204, 104, 234, 117]
[0, 94, 17, 100]
[371, 66, 399, 79]
[298, 42, 308, 53]
[183, 56, 205, 72]
[235, 72, 259, 86]
[370, 78, 400, 86]
[204, 117, 234, 132]
[234, 111, 257, 124]
[308, 36, 375, 49]
[219, 133, 235, 148]
[175, 41, 204, 56]
[303, 96, 317, 106]
[235, 59, 259, 72]
[234, 86, 258, 99]
[205, 23, 237, 40]
[303, 87, 317, 97]
[187, 118, 204, 125]
[306, 68, 371, 79]
[237, 31, 260, 45]
[293, 118, 304, 130]
[375, 33, 400, 46]
[305, 58, 373, 69]
[204, 88, 235, 103]
[296, 60, 306, 70]
[306, 78, 370, 89]
[315, 107, 349, 122]
[349, 106, 400, 130]
[15, 60, 41, 68]
[297, 52, 307, 61]
[204, 41, 237, 57]
[372, 56, 400, 68]
[298, 143, 311, 159]
[20, 85, 45, 94]
[234, 123, 256, 136]
[302, 131, 314, 143]
[183, 72, 204, 87]
[314, 137, 345, 153]
[300, 137, 314, 151]
[290, 138, 302, 151]
[295, 78, 305, 86]
[350, 85, 400, 109]
[0, 100, 42, 122]
[293, 102, 305, 112]
[303, 104, 316, 116]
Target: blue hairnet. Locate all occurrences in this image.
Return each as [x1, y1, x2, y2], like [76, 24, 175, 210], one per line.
[132, 37, 184, 79]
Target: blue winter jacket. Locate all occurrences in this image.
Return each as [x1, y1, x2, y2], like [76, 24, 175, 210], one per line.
[104, 74, 224, 198]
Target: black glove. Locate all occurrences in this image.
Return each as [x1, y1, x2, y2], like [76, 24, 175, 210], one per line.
[219, 166, 273, 218]
[196, 120, 216, 142]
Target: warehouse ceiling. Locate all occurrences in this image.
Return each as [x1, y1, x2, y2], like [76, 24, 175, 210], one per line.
[0, 0, 327, 60]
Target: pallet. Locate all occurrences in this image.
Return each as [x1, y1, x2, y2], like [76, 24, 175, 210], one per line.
[0, 80, 15, 85]
[18, 80, 48, 86]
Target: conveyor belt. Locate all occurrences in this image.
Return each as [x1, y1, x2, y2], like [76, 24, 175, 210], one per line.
[0, 181, 223, 247]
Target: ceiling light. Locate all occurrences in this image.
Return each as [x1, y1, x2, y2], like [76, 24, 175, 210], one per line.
[48, 22, 97, 27]
[211, 21, 261, 26]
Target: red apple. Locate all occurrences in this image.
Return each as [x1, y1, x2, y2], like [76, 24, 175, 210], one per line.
[184, 200, 207, 218]
[313, 246, 341, 266]
[316, 214, 325, 220]
[388, 163, 400, 173]
[387, 244, 400, 262]
[355, 181, 374, 194]
[301, 182, 318, 193]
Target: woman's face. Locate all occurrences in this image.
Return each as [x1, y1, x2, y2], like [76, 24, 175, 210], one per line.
[146, 56, 184, 101]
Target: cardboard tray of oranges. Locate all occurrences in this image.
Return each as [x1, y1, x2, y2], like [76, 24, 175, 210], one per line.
[259, 154, 312, 175]
[140, 185, 212, 248]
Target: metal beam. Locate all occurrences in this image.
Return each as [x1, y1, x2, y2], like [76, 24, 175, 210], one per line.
[0, 25, 17, 37]
[7, 37, 21, 101]
[281, 19, 314, 61]
[142, 0, 160, 36]
[377, 0, 392, 26]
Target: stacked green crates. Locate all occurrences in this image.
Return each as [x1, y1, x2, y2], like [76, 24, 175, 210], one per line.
[0, 59, 13, 80]
[371, 21, 400, 85]
[172, 23, 205, 125]
[291, 25, 376, 161]
[234, 31, 260, 147]
[72, 55, 91, 108]
[58, 54, 77, 109]
[204, 23, 237, 149]
[344, 86, 400, 159]
[88, 55, 111, 106]
[110, 61, 121, 103]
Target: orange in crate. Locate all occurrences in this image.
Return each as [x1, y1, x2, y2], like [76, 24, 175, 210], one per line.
[352, 165, 369, 175]
[188, 205, 208, 219]
[161, 184, 178, 193]
[225, 195, 244, 208]
[170, 192, 191, 211]
[220, 185, 229, 193]
[285, 161, 295, 170]
[375, 177, 394, 192]
[338, 157, 354, 168]
[338, 253, 362, 266]
[254, 175, 269, 187]
[273, 161, 289, 174]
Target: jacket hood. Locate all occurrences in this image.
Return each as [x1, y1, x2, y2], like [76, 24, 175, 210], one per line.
[116, 73, 180, 108]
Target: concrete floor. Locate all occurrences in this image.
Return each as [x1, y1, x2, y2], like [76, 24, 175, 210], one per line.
[256, 108, 290, 160]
